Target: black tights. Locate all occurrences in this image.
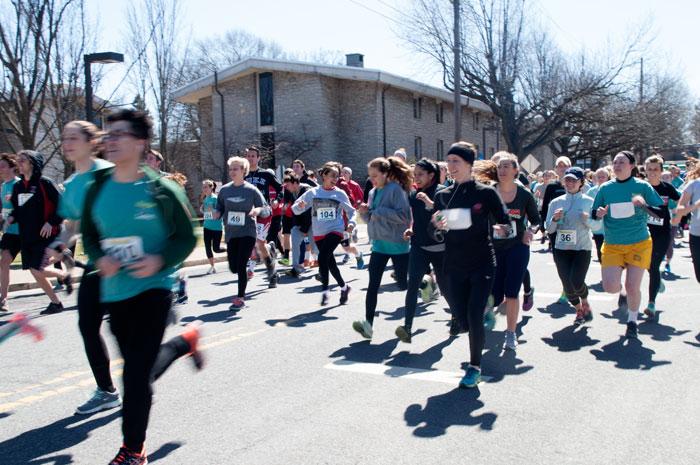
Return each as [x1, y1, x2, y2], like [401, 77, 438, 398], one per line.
[648, 232, 669, 303]
[315, 234, 345, 291]
[203, 228, 225, 259]
[365, 251, 408, 324]
[449, 269, 494, 368]
[227, 236, 257, 297]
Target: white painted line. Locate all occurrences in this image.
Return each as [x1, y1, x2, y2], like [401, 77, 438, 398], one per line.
[535, 292, 613, 302]
[324, 360, 492, 385]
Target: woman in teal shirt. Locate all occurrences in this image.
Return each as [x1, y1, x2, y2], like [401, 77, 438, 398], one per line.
[200, 179, 225, 274]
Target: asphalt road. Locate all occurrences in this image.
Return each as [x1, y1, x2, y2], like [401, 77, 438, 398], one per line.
[1, 237, 699, 465]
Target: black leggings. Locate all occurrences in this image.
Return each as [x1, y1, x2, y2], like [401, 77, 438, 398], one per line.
[649, 232, 670, 303]
[690, 234, 700, 283]
[593, 234, 604, 262]
[365, 251, 409, 324]
[266, 215, 283, 250]
[552, 249, 591, 306]
[227, 236, 257, 297]
[77, 270, 115, 392]
[404, 247, 447, 330]
[315, 234, 345, 291]
[522, 270, 532, 294]
[106, 289, 171, 451]
[203, 228, 224, 259]
[449, 268, 494, 367]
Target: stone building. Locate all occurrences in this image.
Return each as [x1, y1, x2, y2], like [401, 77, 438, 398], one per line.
[173, 55, 505, 184]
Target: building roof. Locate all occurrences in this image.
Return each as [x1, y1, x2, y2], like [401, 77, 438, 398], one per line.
[172, 57, 492, 113]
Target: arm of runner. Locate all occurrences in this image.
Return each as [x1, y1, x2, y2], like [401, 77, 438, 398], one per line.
[291, 188, 313, 215]
[338, 191, 357, 230]
[371, 187, 411, 225]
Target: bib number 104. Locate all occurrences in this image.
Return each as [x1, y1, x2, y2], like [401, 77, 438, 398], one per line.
[317, 208, 336, 221]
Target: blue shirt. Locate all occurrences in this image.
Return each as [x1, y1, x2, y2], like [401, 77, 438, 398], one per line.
[2, 177, 20, 235]
[202, 194, 223, 231]
[58, 159, 113, 220]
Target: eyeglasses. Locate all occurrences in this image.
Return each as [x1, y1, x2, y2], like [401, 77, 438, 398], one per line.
[103, 130, 137, 141]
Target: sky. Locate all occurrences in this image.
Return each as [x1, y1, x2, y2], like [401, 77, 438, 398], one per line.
[89, 0, 700, 103]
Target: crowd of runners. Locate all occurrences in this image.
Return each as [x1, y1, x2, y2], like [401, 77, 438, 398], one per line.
[2, 109, 699, 464]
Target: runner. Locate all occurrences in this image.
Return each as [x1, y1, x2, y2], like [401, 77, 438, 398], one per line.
[672, 160, 700, 282]
[353, 156, 412, 340]
[591, 151, 664, 339]
[0, 153, 21, 312]
[80, 109, 198, 465]
[397, 158, 448, 342]
[487, 153, 541, 350]
[292, 162, 355, 306]
[587, 167, 611, 262]
[8, 150, 71, 314]
[541, 157, 570, 250]
[336, 164, 364, 269]
[545, 167, 598, 325]
[431, 142, 511, 388]
[292, 158, 317, 187]
[282, 173, 312, 277]
[215, 156, 270, 310]
[244, 146, 281, 287]
[201, 179, 225, 274]
[643, 155, 680, 319]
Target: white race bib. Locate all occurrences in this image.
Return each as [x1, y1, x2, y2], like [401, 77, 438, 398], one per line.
[610, 202, 635, 219]
[317, 207, 337, 222]
[227, 211, 245, 226]
[1, 208, 11, 219]
[443, 208, 472, 230]
[18, 193, 33, 206]
[494, 220, 517, 240]
[101, 236, 144, 264]
[557, 229, 577, 245]
[203, 211, 214, 220]
[647, 215, 664, 227]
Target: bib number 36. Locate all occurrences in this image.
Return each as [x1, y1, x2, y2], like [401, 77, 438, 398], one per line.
[557, 230, 576, 245]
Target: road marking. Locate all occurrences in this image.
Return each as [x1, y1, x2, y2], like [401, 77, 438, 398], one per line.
[535, 292, 613, 302]
[324, 360, 492, 385]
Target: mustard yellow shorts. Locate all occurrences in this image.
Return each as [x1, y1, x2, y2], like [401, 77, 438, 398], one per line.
[601, 237, 652, 270]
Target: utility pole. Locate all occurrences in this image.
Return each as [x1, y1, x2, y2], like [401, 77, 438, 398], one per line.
[640, 57, 644, 103]
[453, 0, 462, 142]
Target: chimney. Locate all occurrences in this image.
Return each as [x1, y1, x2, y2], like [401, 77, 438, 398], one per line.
[345, 53, 364, 68]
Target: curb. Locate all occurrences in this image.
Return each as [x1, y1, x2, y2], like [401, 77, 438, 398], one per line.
[8, 256, 228, 293]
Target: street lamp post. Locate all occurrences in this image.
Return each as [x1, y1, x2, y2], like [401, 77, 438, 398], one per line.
[84, 52, 124, 124]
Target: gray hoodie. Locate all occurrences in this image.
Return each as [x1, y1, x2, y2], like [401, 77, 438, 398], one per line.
[360, 181, 411, 244]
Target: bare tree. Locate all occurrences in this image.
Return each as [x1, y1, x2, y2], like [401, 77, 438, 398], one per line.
[692, 100, 700, 143]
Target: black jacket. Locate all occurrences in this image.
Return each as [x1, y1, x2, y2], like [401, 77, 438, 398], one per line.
[409, 182, 443, 248]
[10, 175, 62, 244]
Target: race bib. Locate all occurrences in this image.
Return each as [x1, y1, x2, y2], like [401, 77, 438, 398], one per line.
[227, 211, 245, 226]
[443, 208, 472, 230]
[557, 229, 577, 245]
[610, 202, 635, 219]
[647, 215, 664, 227]
[317, 207, 337, 222]
[1, 208, 10, 219]
[18, 193, 33, 206]
[203, 211, 214, 220]
[494, 220, 517, 240]
[101, 236, 144, 264]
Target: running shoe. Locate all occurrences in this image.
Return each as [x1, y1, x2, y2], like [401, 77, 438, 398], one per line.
[582, 301, 593, 323]
[230, 296, 245, 311]
[618, 294, 628, 310]
[75, 388, 121, 415]
[314, 273, 321, 282]
[459, 366, 481, 389]
[310, 260, 319, 268]
[108, 445, 147, 465]
[658, 279, 665, 294]
[247, 269, 255, 280]
[341, 254, 350, 265]
[522, 288, 534, 311]
[558, 292, 568, 305]
[278, 257, 291, 267]
[644, 303, 656, 320]
[574, 308, 586, 326]
[181, 320, 205, 370]
[267, 242, 277, 260]
[339, 285, 351, 305]
[664, 263, 671, 274]
[284, 268, 300, 278]
[352, 320, 373, 339]
[53, 278, 64, 291]
[483, 309, 496, 331]
[40, 302, 63, 315]
[503, 330, 517, 351]
[419, 277, 432, 303]
[206, 266, 216, 275]
[268, 273, 278, 288]
[395, 325, 412, 343]
[356, 252, 364, 270]
[0, 299, 8, 312]
[625, 321, 638, 339]
[321, 291, 330, 306]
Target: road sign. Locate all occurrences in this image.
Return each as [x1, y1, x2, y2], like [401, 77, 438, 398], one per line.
[521, 154, 540, 173]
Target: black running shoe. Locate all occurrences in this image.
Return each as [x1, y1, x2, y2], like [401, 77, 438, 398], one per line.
[268, 273, 278, 288]
[40, 302, 64, 315]
[64, 274, 73, 295]
[625, 321, 638, 339]
[339, 285, 351, 305]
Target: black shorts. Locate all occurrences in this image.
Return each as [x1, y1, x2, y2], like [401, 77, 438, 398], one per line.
[21, 240, 51, 271]
[0, 233, 21, 259]
[282, 215, 293, 234]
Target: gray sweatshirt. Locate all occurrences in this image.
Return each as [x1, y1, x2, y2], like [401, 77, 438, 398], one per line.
[360, 181, 411, 243]
[292, 186, 355, 238]
[545, 191, 600, 251]
[216, 181, 270, 241]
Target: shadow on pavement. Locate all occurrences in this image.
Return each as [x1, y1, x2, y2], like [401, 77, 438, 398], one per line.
[599, 306, 627, 324]
[541, 325, 601, 352]
[386, 335, 454, 371]
[404, 387, 496, 437]
[661, 270, 688, 282]
[0, 410, 120, 465]
[684, 332, 700, 348]
[590, 336, 672, 370]
[480, 317, 534, 383]
[637, 312, 690, 342]
[377, 304, 435, 322]
[180, 311, 240, 324]
[329, 338, 399, 364]
[537, 302, 573, 320]
[149, 441, 183, 463]
[197, 289, 265, 308]
[265, 305, 340, 328]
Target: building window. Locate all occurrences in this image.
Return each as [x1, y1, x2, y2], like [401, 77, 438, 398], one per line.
[436, 102, 444, 123]
[436, 139, 444, 160]
[489, 147, 495, 156]
[258, 72, 274, 126]
[472, 112, 480, 130]
[414, 136, 422, 158]
[413, 97, 422, 119]
[260, 132, 276, 168]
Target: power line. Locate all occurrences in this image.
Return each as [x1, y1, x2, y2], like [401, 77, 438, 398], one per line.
[346, 0, 406, 28]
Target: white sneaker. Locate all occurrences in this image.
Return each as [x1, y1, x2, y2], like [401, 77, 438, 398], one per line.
[352, 320, 373, 339]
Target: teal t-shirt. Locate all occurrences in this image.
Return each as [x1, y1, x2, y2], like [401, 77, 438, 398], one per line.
[591, 177, 663, 245]
[91, 177, 174, 303]
[202, 194, 223, 231]
[58, 159, 113, 220]
[370, 187, 410, 255]
[2, 177, 20, 235]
